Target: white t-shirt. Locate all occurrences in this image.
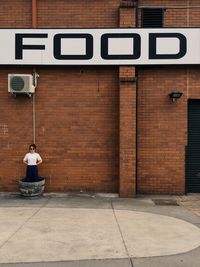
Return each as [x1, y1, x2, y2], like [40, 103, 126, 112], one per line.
[23, 152, 42, 166]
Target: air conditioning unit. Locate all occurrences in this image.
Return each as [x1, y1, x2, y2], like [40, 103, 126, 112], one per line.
[8, 74, 36, 95]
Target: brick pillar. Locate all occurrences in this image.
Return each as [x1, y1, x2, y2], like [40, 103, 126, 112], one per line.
[119, 0, 136, 197]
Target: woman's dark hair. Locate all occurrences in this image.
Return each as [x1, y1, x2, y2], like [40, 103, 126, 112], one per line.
[29, 144, 36, 150]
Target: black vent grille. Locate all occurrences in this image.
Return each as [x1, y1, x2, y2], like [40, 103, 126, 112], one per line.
[142, 8, 164, 28]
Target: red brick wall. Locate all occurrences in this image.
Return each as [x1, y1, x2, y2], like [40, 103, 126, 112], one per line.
[139, 0, 200, 27]
[0, 67, 119, 192]
[188, 67, 200, 98]
[36, 67, 119, 193]
[1, 0, 200, 195]
[137, 67, 188, 194]
[119, 2, 136, 197]
[38, 0, 120, 28]
[137, 65, 200, 195]
[136, 0, 200, 194]
[0, 0, 31, 28]
[0, 66, 33, 191]
[119, 77, 136, 197]
[0, 0, 120, 193]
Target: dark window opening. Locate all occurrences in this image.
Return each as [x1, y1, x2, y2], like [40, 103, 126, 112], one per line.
[142, 8, 164, 28]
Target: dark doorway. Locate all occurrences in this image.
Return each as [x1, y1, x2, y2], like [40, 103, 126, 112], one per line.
[186, 100, 200, 193]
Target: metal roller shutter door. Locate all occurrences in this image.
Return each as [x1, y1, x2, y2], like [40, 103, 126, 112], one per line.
[186, 100, 200, 193]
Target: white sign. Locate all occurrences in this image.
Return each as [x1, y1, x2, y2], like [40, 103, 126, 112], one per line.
[0, 28, 199, 65]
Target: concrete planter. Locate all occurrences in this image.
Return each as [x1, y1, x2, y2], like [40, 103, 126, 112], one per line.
[19, 177, 45, 197]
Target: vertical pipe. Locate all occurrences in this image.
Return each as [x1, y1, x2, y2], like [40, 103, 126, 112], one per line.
[33, 94, 36, 144]
[32, 0, 37, 144]
[135, 0, 139, 193]
[186, 0, 190, 194]
[136, 0, 139, 28]
[32, 0, 37, 29]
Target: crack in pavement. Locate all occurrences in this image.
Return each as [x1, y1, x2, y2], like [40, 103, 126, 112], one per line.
[0, 197, 50, 251]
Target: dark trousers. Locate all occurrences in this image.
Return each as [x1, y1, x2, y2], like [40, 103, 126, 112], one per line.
[26, 165, 38, 182]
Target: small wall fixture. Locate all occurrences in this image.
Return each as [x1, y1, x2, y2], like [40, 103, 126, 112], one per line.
[169, 91, 183, 102]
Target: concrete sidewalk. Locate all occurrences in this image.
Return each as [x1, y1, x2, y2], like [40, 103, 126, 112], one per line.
[0, 193, 200, 267]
